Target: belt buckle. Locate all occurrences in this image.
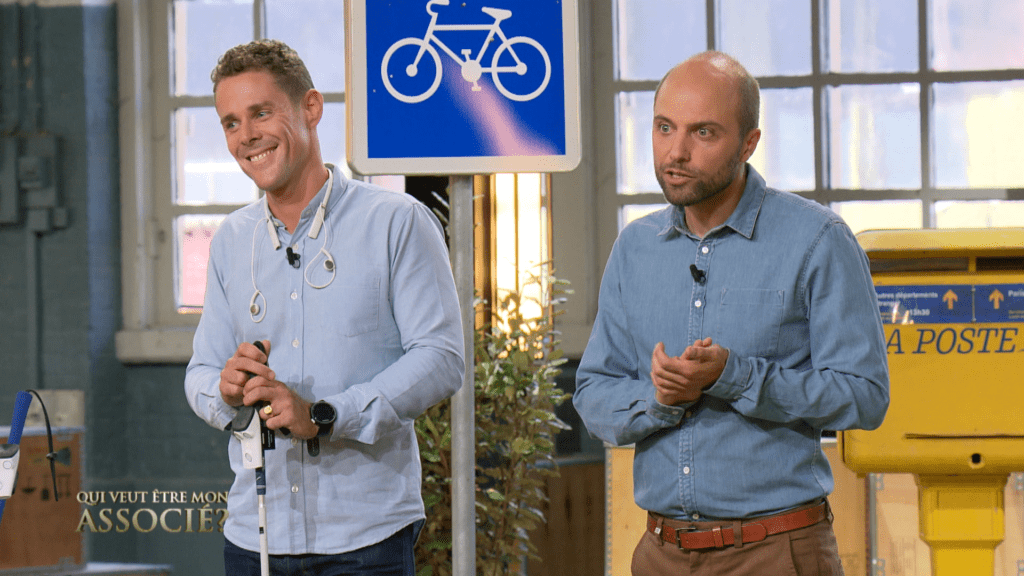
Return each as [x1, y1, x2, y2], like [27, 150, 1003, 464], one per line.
[672, 523, 699, 550]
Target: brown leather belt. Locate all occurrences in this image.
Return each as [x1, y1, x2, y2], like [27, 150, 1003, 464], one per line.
[646, 501, 830, 550]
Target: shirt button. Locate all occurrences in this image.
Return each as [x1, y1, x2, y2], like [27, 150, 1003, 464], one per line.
[683, 466, 691, 475]
[701, 246, 709, 254]
[694, 300, 702, 308]
[692, 513, 700, 520]
[684, 411, 693, 418]
[290, 291, 298, 300]
[292, 339, 300, 348]
[291, 485, 299, 493]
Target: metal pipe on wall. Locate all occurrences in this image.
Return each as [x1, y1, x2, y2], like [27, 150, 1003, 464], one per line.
[0, 4, 21, 133]
[2, 2, 54, 392]
[26, 228, 42, 391]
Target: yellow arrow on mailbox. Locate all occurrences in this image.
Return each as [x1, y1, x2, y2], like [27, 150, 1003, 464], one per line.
[942, 289, 958, 309]
[990, 289, 1005, 309]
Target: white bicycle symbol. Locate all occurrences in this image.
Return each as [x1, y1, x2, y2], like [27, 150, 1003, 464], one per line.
[381, 0, 552, 103]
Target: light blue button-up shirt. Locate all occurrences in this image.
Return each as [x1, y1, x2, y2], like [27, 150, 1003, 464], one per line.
[185, 166, 464, 554]
[574, 166, 889, 520]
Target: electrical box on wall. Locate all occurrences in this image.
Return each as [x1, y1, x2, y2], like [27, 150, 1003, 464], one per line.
[0, 134, 66, 231]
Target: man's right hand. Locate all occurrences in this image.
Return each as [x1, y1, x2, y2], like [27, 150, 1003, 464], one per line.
[219, 340, 274, 407]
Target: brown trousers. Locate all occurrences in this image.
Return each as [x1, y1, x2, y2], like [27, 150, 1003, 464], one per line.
[631, 509, 844, 576]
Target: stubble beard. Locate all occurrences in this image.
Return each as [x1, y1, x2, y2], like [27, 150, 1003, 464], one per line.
[657, 148, 744, 208]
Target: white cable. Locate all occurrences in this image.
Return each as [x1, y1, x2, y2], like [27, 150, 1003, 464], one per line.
[304, 216, 336, 289]
[264, 196, 281, 249]
[249, 215, 268, 323]
[250, 168, 337, 323]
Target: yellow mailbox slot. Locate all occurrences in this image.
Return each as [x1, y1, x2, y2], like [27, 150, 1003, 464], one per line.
[839, 228, 1024, 576]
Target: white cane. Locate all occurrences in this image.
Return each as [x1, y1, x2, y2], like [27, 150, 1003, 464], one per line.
[228, 341, 274, 576]
[255, 453, 270, 576]
[231, 403, 271, 576]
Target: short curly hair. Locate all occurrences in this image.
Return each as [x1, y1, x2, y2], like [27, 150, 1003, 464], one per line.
[211, 39, 314, 104]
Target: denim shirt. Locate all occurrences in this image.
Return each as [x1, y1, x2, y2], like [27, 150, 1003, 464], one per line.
[185, 166, 464, 554]
[574, 166, 889, 520]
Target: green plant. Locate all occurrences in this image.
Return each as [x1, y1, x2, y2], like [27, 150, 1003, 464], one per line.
[415, 274, 572, 576]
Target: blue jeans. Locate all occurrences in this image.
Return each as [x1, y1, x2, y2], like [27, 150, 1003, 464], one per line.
[224, 521, 423, 576]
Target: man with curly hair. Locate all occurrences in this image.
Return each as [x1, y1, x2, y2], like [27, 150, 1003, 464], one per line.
[185, 39, 465, 576]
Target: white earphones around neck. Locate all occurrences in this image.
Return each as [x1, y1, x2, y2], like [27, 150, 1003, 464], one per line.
[249, 168, 336, 323]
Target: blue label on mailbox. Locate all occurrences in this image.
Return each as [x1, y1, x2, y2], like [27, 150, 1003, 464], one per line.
[876, 284, 1024, 324]
[876, 285, 973, 324]
[974, 284, 1024, 322]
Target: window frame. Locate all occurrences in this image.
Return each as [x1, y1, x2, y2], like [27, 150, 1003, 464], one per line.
[600, 0, 1024, 246]
[556, 0, 1024, 357]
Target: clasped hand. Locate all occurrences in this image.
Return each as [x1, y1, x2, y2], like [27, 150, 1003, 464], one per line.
[219, 340, 319, 439]
[650, 338, 728, 406]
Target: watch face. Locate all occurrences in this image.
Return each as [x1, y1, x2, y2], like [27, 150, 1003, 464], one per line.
[312, 401, 336, 424]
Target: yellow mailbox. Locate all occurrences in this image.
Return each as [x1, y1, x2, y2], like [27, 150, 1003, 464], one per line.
[839, 228, 1024, 576]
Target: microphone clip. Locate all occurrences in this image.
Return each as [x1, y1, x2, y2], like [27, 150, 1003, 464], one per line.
[286, 247, 301, 268]
[690, 264, 706, 284]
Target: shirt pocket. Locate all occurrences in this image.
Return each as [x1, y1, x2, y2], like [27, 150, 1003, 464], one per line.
[337, 276, 380, 336]
[712, 288, 785, 358]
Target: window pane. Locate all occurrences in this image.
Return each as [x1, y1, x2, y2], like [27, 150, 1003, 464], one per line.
[932, 81, 1024, 189]
[175, 215, 225, 312]
[616, 91, 658, 194]
[266, 0, 346, 93]
[719, 0, 810, 77]
[748, 88, 814, 191]
[620, 204, 668, 230]
[935, 200, 1024, 228]
[615, 0, 705, 81]
[174, 107, 257, 205]
[831, 200, 922, 235]
[930, 0, 1024, 71]
[826, 0, 918, 73]
[319, 102, 349, 177]
[828, 84, 921, 189]
[172, 0, 253, 96]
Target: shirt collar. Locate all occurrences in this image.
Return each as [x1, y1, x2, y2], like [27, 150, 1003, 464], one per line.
[658, 164, 768, 240]
[300, 164, 344, 221]
[265, 164, 344, 231]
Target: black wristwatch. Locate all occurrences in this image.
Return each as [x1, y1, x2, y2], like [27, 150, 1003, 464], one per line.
[309, 400, 336, 437]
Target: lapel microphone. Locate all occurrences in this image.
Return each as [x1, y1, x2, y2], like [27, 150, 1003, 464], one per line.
[690, 264, 706, 284]
[286, 247, 301, 268]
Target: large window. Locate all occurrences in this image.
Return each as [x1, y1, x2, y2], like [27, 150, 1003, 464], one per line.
[118, 0, 351, 360]
[167, 1, 349, 315]
[116, 0, 550, 361]
[609, 0, 1024, 236]
[117, 0, 1024, 361]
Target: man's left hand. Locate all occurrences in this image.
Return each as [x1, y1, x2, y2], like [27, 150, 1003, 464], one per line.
[243, 378, 320, 440]
[650, 338, 729, 406]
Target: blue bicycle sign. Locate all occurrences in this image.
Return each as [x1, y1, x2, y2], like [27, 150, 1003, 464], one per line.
[346, 0, 581, 174]
[381, 0, 552, 103]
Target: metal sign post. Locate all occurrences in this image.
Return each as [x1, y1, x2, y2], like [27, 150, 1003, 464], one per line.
[345, 2, 580, 573]
[448, 175, 475, 576]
